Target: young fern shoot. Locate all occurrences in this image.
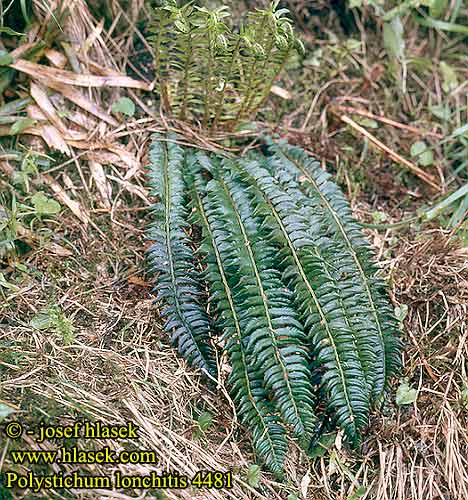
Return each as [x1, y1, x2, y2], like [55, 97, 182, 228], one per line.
[149, 1, 303, 131]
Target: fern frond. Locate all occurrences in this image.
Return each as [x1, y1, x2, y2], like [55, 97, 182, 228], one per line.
[187, 157, 287, 474]
[204, 164, 317, 446]
[269, 141, 402, 399]
[145, 135, 403, 471]
[211, 34, 242, 130]
[231, 158, 372, 444]
[192, 7, 232, 127]
[235, 157, 386, 396]
[146, 135, 217, 377]
[149, 2, 179, 112]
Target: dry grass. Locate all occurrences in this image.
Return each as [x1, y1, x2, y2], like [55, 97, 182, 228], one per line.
[1, 1, 468, 499]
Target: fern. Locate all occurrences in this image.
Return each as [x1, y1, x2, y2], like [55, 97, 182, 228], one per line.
[146, 135, 217, 377]
[204, 165, 317, 447]
[268, 141, 402, 400]
[211, 34, 242, 130]
[235, 2, 303, 122]
[187, 156, 288, 473]
[229, 158, 372, 444]
[149, 1, 302, 131]
[236, 156, 386, 398]
[149, 1, 179, 112]
[146, 135, 401, 474]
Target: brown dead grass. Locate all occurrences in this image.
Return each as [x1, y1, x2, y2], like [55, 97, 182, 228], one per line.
[1, 1, 468, 499]
[365, 231, 468, 500]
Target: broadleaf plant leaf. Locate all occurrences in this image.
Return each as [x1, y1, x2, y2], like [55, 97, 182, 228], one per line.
[111, 97, 136, 116]
[31, 192, 61, 216]
[396, 382, 418, 405]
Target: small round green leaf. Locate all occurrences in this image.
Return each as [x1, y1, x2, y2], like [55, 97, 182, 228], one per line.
[30, 311, 55, 330]
[111, 97, 136, 117]
[0, 51, 14, 66]
[396, 382, 418, 406]
[31, 192, 61, 216]
[440, 62, 458, 94]
[197, 411, 213, 432]
[410, 141, 434, 166]
[394, 304, 408, 323]
[0, 402, 15, 422]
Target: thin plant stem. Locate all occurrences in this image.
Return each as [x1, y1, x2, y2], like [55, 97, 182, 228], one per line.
[211, 37, 241, 131]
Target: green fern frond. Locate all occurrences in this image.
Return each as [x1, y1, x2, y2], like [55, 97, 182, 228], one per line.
[204, 164, 317, 447]
[145, 135, 402, 472]
[149, 1, 180, 111]
[230, 158, 372, 444]
[146, 135, 217, 377]
[211, 34, 242, 130]
[268, 142, 402, 400]
[234, 159, 380, 398]
[187, 157, 287, 474]
[239, 4, 299, 118]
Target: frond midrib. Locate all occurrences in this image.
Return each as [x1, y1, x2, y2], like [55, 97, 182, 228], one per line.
[160, 142, 209, 369]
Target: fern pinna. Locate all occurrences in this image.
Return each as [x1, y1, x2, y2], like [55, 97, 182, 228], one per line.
[146, 135, 401, 475]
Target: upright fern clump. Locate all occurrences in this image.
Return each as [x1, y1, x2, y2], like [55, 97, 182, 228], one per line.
[149, 1, 303, 131]
[146, 135, 402, 474]
[234, 2, 300, 124]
